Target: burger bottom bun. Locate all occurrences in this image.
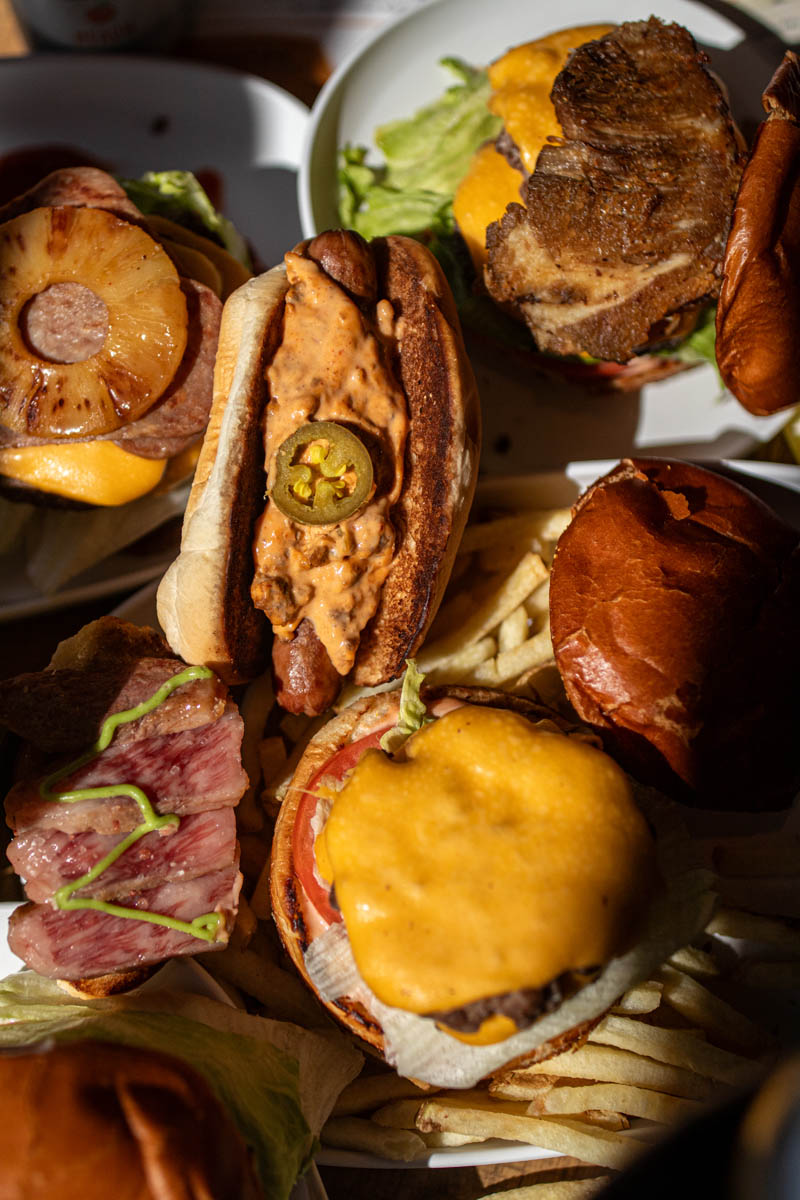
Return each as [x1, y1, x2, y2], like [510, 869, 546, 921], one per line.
[0, 1040, 262, 1199]
[270, 687, 716, 1087]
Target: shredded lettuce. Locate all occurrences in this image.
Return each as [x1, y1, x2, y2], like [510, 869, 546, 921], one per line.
[655, 305, 722, 376]
[379, 660, 432, 753]
[120, 169, 251, 266]
[0, 971, 311, 1200]
[339, 57, 501, 241]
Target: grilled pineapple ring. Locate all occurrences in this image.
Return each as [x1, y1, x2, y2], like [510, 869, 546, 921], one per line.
[0, 206, 188, 438]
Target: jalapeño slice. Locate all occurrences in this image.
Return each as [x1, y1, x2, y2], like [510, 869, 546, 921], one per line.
[270, 420, 374, 525]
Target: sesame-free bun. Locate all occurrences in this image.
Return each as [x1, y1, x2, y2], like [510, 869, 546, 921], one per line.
[549, 458, 800, 809]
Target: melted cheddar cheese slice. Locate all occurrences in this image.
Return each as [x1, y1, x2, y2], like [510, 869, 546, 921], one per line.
[315, 706, 655, 1016]
[0, 441, 167, 505]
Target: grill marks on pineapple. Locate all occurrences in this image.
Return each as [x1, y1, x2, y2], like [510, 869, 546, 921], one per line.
[0, 206, 188, 438]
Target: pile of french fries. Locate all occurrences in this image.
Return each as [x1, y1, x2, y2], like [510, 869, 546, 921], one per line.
[197, 498, 799, 1194]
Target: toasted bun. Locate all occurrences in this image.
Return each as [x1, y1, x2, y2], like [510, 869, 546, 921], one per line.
[549, 458, 800, 809]
[0, 1040, 262, 1199]
[158, 268, 287, 683]
[158, 234, 480, 691]
[271, 687, 626, 1067]
[716, 51, 800, 415]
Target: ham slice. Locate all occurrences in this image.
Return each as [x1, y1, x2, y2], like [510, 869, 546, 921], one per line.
[8, 864, 242, 980]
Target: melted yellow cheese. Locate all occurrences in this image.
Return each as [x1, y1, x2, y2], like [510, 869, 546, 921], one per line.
[0, 441, 166, 505]
[251, 251, 409, 677]
[453, 144, 525, 274]
[316, 707, 655, 1016]
[454, 24, 615, 272]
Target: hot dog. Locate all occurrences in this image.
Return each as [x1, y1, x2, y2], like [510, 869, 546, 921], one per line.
[157, 230, 481, 714]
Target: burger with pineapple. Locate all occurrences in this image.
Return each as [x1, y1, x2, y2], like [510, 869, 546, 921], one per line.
[0, 165, 251, 508]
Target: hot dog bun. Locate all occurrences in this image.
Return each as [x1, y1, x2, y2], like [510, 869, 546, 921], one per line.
[716, 51, 800, 415]
[158, 233, 480, 706]
[549, 458, 800, 810]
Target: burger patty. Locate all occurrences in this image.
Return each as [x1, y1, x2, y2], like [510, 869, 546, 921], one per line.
[426, 968, 599, 1033]
[485, 19, 745, 361]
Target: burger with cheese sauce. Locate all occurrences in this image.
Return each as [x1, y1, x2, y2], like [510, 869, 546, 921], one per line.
[270, 669, 714, 1086]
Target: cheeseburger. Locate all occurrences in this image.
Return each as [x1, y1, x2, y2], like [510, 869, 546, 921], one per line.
[270, 675, 714, 1087]
[0, 165, 250, 508]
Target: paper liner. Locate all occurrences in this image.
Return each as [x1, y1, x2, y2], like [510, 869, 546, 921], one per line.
[14, 482, 191, 593]
[303, 787, 717, 1087]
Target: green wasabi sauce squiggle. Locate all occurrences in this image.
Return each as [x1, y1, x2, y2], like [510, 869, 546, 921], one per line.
[40, 665, 224, 943]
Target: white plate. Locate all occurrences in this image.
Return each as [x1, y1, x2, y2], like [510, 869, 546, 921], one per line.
[299, 0, 791, 470]
[0, 55, 308, 622]
[0, 54, 308, 266]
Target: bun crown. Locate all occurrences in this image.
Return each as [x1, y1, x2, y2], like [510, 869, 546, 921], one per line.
[549, 458, 800, 809]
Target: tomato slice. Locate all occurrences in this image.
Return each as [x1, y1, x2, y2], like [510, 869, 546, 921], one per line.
[292, 726, 392, 925]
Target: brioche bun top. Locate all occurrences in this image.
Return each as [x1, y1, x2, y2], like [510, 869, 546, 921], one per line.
[549, 458, 800, 809]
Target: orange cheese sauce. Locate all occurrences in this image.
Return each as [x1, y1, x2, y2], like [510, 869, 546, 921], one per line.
[251, 251, 409, 676]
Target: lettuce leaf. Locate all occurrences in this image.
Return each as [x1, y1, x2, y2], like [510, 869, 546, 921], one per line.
[0, 971, 311, 1200]
[120, 169, 251, 266]
[380, 660, 432, 753]
[339, 57, 501, 241]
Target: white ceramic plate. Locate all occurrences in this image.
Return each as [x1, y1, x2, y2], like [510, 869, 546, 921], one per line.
[299, 0, 791, 471]
[0, 55, 308, 622]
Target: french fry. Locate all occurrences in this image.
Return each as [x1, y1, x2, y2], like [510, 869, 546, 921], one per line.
[424, 636, 497, 686]
[656, 963, 774, 1052]
[474, 1181, 611, 1200]
[489, 1074, 558, 1101]
[417, 552, 549, 671]
[707, 907, 800, 953]
[419, 1130, 483, 1148]
[201, 947, 328, 1028]
[237, 672, 274, 831]
[459, 509, 571, 557]
[668, 946, 720, 979]
[467, 626, 553, 687]
[529, 1081, 701, 1125]
[258, 735, 288, 787]
[524, 577, 550, 620]
[612, 980, 663, 1015]
[332, 1072, 435, 1116]
[416, 1098, 646, 1170]
[503, 1044, 718, 1100]
[321, 1116, 426, 1161]
[571, 1110, 629, 1132]
[498, 605, 530, 654]
[249, 855, 272, 921]
[588, 1013, 759, 1085]
[372, 1098, 425, 1128]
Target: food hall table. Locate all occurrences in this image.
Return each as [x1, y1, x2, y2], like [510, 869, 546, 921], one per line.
[1, 2, 800, 1198]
